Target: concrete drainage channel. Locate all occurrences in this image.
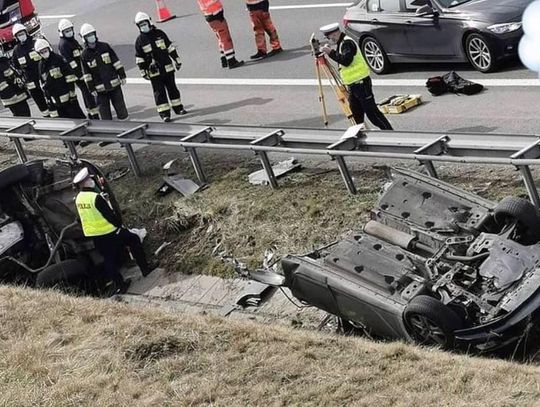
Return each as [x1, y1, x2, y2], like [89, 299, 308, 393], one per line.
[117, 268, 328, 328]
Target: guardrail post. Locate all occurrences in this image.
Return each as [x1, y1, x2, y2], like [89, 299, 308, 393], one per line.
[414, 135, 450, 179]
[510, 140, 540, 209]
[6, 120, 34, 163]
[181, 127, 214, 184]
[116, 124, 148, 177]
[327, 135, 359, 195]
[59, 122, 89, 161]
[250, 130, 284, 189]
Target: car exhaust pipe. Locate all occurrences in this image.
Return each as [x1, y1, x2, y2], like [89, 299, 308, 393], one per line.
[363, 220, 417, 250]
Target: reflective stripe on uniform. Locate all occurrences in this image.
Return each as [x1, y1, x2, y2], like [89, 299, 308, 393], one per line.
[165, 64, 174, 73]
[142, 44, 152, 53]
[95, 84, 105, 91]
[49, 67, 63, 79]
[0, 81, 9, 91]
[76, 191, 117, 237]
[66, 74, 78, 83]
[339, 35, 370, 85]
[135, 57, 146, 64]
[83, 74, 92, 83]
[88, 107, 100, 116]
[69, 60, 78, 69]
[170, 98, 182, 107]
[198, 0, 223, 15]
[59, 93, 70, 103]
[2, 92, 27, 106]
[3, 68, 13, 77]
[167, 44, 176, 54]
[17, 57, 26, 65]
[110, 78, 120, 87]
[26, 81, 36, 90]
[50, 110, 59, 118]
[157, 103, 170, 113]
[113, 61, 123, 70]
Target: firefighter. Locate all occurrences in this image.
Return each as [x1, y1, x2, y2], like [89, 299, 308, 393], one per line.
[35, 39, 85, 119]
[73, 167, 153, 294]
[11, 23, 50, 117]
[134, 12, 187, 122]
[319, 23, 393, 131]
[57, 19, 100, 119]
[245, 0, 282, 60]
[0, 45, 30, 117]
[79, 23, 129, 120]
[196, 0, 244, 69]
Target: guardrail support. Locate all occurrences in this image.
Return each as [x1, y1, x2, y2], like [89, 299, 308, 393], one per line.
[6, 120, 34, 163]
[181, 127, 214, 184]
[250, 129, 285, 189]
[59, 122, 89, 161]
[327, 135, 359, 195]
[116, 124, 148, 177]
[414, 135, 450, 179]
[510, 140, 540, 209]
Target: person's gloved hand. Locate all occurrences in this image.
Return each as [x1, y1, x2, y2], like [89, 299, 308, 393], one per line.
[320, 44, 332, 55]
[121, 78, 127, 86]
[174, 59, 182, 70]
[142, 70, 150, 80]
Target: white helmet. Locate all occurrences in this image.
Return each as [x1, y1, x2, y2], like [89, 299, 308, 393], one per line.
[73, 167, 90, 185]
[80, 23, 96, 39]
[12, 23, 27, 37]
[34, 38, 51, 53]
[58, 19, 74, 36]
[134, 11, 151, 25]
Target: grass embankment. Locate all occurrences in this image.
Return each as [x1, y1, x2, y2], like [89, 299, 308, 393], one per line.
[1, 286, 540, 406]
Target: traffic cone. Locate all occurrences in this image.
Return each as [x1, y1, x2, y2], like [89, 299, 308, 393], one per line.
[155, 0, 176, 23]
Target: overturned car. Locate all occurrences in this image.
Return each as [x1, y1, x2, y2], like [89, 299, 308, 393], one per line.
[255, 168, 540, 351]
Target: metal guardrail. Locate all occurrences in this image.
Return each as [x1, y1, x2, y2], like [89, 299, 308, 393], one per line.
[1, 117, 540, 207]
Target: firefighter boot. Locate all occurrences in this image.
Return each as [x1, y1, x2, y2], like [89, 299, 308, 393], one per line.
[228, 57, 245, 69]
[173, 104, 188, 115]
[221, 56, 228, 68]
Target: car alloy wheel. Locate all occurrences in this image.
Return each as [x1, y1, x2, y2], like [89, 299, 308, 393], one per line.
[361, 37, 389, 74]
[466, 34, 495, 73]
[406, 314, 449, 347]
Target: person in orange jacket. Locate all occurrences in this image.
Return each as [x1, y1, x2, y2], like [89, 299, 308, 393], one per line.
[245, 0, 282, 60]
[196, 0, 244, 69]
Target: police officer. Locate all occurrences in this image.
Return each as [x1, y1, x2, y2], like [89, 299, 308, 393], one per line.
[57, 19, 100, 119]
[134, 12, 187, 122]
[35, 39, 85, 119]
[319, 23, 393, 130]
[197, 0, 244, 69]
[11, 23, 50, 117]
[73, 167, 153, 294]
[0, 45, 30, 117]
[79, 23, 129, 120]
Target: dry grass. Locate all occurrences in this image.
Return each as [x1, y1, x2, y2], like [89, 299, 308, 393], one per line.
[1, 286, 540, 406]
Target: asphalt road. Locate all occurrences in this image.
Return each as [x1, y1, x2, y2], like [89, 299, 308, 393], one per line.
[20, 0, 540, 134]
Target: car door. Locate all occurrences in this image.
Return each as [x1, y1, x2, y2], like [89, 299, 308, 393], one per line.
[365, 0, 410, 57]
[401, 0, 463, 59]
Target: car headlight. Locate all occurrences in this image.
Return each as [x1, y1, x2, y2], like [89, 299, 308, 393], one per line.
[487, 22, 522, 34]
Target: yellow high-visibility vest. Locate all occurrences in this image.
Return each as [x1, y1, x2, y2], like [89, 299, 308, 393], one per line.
[75, 191, 117, 237]
[339, 35, 370, 86]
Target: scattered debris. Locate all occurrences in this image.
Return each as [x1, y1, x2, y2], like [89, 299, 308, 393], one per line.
[157, 159, 205, 197]
[235, 280, 273, 307]
[106, 167, 130, 181]
[154, 241, 172, 257]
[248, 158, 301, 185]
[378, 94, 422, 114]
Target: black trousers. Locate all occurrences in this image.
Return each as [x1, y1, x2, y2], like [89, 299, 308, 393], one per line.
[28, 87, 50, 115]
[93, 228, 149, 286]
[57, 98, 86, 119]
[151, 73, 182, 119]
[349, 77, 393, 130]
[97, 87, 128, 120]
[76, 80, 99, 118]
[8, 100, 31, 117]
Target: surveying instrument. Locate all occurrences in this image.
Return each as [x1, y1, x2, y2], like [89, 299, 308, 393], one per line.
[310, 33, 357, 126]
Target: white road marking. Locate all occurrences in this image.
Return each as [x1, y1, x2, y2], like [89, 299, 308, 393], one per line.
[126, 78, 539, 87]
[270, 3, 353, 10]
[39, 14, 76, 19]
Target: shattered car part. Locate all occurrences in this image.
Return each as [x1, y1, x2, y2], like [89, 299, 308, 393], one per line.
[235, 280, 273, 308]
[248, 158, 301, 186]
[158, 175, 204, 197]
[250, 168, 540, 352]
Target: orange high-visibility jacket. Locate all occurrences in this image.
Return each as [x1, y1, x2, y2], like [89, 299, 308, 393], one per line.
[245, 0, 265, 4]
[197, 0, 223, 15]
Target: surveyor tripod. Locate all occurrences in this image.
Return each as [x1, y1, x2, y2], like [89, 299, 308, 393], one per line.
[310, 34, 357, 126]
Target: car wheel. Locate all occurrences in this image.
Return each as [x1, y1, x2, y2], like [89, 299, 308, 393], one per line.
[361, 37, 390, 75]
[465, 33, 498, 73]
[36, 259, 98, 295]
[404, 295, 463, 349]
[0, 164, 29, 190]
[494, 197, 540, 237]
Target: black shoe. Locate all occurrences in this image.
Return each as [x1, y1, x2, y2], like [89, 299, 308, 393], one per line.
[161, 116, 171, 122]
[267, 47, 283, 57]
[116, 278, 131, 294]
[88, 114, 100, 120]
[250, 50, 267, 60]
[221, 56, 228, 68]
[173, 104, 188, 115]
[228, 58, 245, 69]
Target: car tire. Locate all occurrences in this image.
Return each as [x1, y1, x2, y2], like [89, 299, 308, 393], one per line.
[0, 164, 29, 190]
[403, 295, 463, 349]
[36, 259, 98, 294]
[465, 33, 498, 73]
[494, 197, 540, 229]
[361, 37, 390, 75]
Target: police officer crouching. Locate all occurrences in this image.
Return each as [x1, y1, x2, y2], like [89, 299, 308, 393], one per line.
[319, 23, 393, 130]
[0, 45, 31, 117]
[134, 12, 187, 122]
[35, 39, 86, 119]
[73, 168, 153, 294]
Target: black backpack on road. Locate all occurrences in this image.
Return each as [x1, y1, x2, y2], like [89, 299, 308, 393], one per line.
[426, 71, 484, 96]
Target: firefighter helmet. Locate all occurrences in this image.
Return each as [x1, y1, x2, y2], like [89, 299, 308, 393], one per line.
[12, 23, 27, 37]
[34, 38, 51, 53]
[58, 19, 74, 37]
[80, 23, 97, 39]
[134, 11, 151, 25]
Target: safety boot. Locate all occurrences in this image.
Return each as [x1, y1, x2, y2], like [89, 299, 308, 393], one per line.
[221, 56, 228, 68]
[228, 57, 245, 69]
[250, 50, 267, 60]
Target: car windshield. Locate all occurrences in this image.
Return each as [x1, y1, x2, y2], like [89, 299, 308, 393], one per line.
[436, 0, 473, 7]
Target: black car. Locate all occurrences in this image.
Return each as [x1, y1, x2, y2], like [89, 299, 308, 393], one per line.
[343, 0, 533, 73]
[250, 168, 540, 351]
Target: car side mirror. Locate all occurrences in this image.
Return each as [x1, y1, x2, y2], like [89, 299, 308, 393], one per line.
[415, 5, 437, 17]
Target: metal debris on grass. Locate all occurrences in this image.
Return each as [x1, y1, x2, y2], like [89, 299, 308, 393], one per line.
[248, 158, 301, 186]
